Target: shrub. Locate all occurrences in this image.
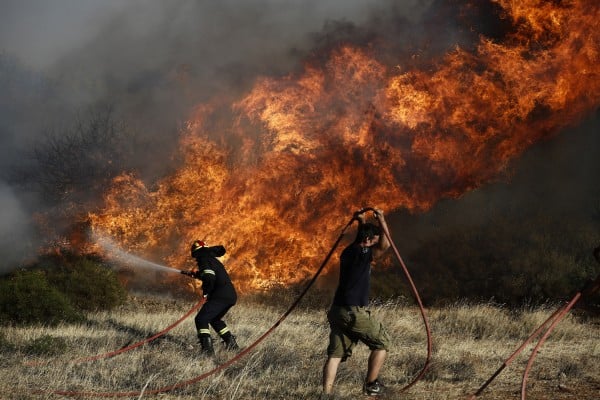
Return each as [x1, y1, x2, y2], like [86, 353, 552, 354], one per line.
[45, 256, 127, 311]
[0, 252, 127, 325]
[0, 270, 83, 325]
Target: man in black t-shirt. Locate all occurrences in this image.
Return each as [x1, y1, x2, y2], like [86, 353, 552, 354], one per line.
[186, 240, 239, 356]
[322, 208, 391, 397]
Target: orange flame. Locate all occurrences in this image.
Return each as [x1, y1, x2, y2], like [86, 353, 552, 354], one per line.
[89, 0, 600, 292]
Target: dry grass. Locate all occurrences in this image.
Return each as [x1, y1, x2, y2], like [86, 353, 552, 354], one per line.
[1, 296, 598, 399]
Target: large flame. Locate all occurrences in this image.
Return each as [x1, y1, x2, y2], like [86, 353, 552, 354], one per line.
[89, 0, 600, 291]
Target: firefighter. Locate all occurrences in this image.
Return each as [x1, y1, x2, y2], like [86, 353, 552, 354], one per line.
[185, 240, 239, 355]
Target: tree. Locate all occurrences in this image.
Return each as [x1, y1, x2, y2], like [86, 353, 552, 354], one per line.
[12, 105, 141, 209]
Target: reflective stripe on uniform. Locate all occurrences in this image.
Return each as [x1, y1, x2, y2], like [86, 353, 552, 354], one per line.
[201, 269, 215, 276]
[218, 327, 230, 336]
[198, 328, 211, 335]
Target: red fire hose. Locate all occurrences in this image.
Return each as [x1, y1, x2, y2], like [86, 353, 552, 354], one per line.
[468, 271, 600, 399]
[520, 273, 600, 400]
[466, 305, 566, 399]
[358, 207, 433, 391]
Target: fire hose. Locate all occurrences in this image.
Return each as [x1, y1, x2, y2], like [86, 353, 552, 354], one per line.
[468, 247, 600, 399]
[36, 208, 432, 397]
[358, 207, 433, 392]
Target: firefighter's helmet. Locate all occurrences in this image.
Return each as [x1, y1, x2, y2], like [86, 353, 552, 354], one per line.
[191, 240, 206, 257]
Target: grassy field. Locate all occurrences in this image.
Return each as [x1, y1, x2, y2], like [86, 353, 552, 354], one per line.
[1, 295, 598, 399]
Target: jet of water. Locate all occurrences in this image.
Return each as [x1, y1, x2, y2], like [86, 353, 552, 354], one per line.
[93, 233, 181, 274]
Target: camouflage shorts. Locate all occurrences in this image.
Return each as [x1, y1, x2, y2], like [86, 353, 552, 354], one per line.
[326, 305, 391, 361]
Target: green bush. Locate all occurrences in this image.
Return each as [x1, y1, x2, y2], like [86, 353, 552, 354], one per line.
[0, 270, 83, 325]
[45, 256, 127, 311]
[0, 252, 127, 325]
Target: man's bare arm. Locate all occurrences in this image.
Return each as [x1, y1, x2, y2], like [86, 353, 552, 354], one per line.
[373, 208, 390, 259]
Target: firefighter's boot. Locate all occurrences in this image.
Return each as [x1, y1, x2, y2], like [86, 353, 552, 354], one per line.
[199, 334, 214, 356]
[221, 332, 239, 351]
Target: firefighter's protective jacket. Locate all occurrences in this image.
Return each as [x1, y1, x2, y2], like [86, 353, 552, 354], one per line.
[192, 245, 237, 304]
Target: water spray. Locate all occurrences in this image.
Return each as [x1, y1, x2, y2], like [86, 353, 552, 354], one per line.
[93, 234, 186, 275]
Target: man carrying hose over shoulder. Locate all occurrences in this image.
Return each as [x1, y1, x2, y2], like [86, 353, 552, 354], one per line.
[183, 240, 239, 356]
[322, 208, 391, 397]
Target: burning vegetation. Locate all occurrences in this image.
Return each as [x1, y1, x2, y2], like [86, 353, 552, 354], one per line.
[88, 0, 599, 293]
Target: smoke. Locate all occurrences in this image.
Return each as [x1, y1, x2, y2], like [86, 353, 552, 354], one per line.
[0, 182, 33, 273]
[0, 0, 437, 178]
[391, 110, 600, 252]
[1, 1, 431, 70]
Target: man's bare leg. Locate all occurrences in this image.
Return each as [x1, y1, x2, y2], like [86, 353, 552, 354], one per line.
[366, 349, 386, 383]
[323, 357, 342, 394]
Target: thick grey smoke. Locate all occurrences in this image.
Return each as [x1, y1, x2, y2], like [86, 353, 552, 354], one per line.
[1, 0, 427, 71]
[389, 111, 600, 253]
[0, 182, 33, 272]
[0, 0, 436, 176]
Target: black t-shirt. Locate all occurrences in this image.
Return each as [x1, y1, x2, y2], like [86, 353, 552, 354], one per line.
[332, 243, 373, 307]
